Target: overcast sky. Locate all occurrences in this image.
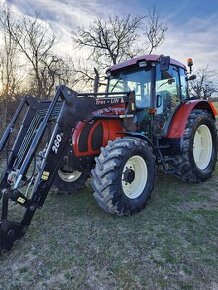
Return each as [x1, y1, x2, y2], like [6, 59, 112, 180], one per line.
[2, 0, 218, 71]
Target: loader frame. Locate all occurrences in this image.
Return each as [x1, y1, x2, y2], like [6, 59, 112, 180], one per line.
[0, 85, 135, 252]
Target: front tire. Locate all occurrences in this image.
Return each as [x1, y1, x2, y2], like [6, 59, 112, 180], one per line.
[92, 138, 156, 216]
[170, 110, 217, 182]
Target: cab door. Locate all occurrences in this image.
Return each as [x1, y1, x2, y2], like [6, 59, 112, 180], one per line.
[154, 64, 181, 134]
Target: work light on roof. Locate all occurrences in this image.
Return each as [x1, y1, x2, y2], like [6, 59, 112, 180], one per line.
[138, 60, 147, 67]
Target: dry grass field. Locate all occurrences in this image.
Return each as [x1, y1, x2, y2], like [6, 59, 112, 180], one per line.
[0, 163, 217, 290]
[0, 101, 217, 290]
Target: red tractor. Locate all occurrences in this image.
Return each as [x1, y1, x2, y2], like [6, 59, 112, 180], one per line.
[0, 55, 217, 252]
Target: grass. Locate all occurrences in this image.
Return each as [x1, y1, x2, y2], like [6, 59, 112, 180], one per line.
[0, 162, 217, 290]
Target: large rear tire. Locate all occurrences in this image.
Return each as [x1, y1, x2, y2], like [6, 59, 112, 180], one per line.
[170, 110, 217, 182]
[92, 138, 156, 216]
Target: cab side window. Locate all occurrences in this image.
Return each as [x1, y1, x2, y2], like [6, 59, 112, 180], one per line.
[180, 68, 189, 100]
[156, 65, 180, 114]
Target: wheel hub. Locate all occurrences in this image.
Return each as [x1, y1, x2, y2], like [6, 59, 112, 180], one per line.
[121, 155, 148, 199]
[58, 169, 82, 182]
[123, 168, 135, 184]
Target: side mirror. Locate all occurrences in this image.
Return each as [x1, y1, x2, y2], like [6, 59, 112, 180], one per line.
[188, 74, 196, 81]
[160, 56, 170, 72]
[185, 74, 196, 81]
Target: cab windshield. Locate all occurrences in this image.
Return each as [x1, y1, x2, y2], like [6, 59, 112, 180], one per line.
[107, 68, 152, 108]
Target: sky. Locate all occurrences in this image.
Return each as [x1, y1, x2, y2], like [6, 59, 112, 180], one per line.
[1, 0, 218, 72]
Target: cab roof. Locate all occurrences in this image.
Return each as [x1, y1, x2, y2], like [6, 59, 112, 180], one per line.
[108, 54, 186, 72]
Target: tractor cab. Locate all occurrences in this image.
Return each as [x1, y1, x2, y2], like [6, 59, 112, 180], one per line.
[106, 55, 189, 134]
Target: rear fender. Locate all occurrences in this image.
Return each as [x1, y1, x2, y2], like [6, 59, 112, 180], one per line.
[166, 100, 217, 139]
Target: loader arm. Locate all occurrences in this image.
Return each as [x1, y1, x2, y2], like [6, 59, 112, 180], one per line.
[0, 85, 135, 253]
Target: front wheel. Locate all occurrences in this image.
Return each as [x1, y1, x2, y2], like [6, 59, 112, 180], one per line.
[92, 138, 156, 216]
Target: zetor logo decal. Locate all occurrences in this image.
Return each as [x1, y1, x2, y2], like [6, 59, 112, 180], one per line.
[52, 133, 63, 154]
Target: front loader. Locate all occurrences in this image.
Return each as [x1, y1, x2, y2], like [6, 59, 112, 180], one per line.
[0, 85, 135, 252]
[0, 55, 217, 253]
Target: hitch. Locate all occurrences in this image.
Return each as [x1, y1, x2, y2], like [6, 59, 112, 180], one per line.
[0, 85, 135, 252]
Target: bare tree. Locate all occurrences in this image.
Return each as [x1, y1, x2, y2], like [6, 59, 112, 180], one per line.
[3, 10, 59, 98]
[57, 56, 78, 90]
[22, 53, 77, 98]
[72, 14, 145, 67]
[72, 6, 167, 90]
[189, 66, 218, 99]
[146, 6, 167, 54]
[0, 6, 25, 128]
[0, 6, 79, 101]
[71, 58, 106, 92]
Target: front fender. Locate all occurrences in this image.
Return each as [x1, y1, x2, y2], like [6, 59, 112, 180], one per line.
[124, 132, 155, 151]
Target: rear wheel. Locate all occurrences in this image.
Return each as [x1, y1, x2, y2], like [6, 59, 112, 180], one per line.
[170, 110, 217, 182]
[53, 168, 89, 194]
[92, 137, 156, 216]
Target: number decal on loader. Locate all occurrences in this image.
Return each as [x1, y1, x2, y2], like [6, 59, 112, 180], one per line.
[52, 133, 63, 154]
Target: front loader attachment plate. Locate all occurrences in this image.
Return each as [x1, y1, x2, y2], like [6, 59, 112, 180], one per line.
[0, 220, 27, 252]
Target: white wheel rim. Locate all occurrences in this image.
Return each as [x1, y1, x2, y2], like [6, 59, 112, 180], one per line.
[58, 170, 82, 182]
[193, 125, 212, 170]
[122, 155, 148, 199]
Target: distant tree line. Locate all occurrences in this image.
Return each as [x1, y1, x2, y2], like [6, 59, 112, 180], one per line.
[0, 4, 217, 134]
[0, 5, 168, 132]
